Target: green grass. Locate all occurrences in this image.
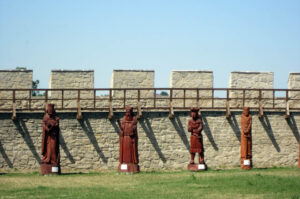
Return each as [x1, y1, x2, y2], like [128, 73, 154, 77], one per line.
[0, 167, 300, 199]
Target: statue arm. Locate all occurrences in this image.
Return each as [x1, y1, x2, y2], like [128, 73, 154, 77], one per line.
[188, 120, 193, 132]
[197, 120, 203, 132]
[246, 116, 252, 133]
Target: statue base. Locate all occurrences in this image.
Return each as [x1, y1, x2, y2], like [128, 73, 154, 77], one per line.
[241, 159, 252, 170]
[188, 163, 207, 171]
[118, 163, 139, 173]
[41, 163, 60, 175]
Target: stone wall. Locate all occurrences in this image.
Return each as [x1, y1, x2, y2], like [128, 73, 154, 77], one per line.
[170, 71, 213, 108]
[49, 70, 94, 109]
[288, 73, 300, 108]
[0, 69, 33, 110]
[229, 72, 274, 108]
[111, 70, 155, 107]
[0, 111, 299, 171]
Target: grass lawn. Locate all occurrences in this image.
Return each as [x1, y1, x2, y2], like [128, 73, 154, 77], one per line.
[0, 167, 299, 199]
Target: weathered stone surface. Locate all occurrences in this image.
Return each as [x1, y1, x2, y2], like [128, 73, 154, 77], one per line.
[110, 70, 155, 108]
[288, 73, 300, 108]
[0, 111, 298, 171]
[229, 72, 274, 108]
[0, 69, 33, 109]
[170, 71, 213, 108]
[48, 70, 94, 108]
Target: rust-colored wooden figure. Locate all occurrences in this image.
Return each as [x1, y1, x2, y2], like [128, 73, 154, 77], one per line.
[241, 107, 252, 170]
[41, 104, 60, 175]
[118, 106, 139, 173]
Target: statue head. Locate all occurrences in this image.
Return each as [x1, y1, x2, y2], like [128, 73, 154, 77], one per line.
[243, 107, 250, 116]
[190, 107, 199, 119]
[47, 104, 56, 115]
[125, 106, 134, 119]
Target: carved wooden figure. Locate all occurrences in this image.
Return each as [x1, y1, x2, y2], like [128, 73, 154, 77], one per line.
[241, 107, 252, 170]
[187, 107, 206, 171]
[118, 106, 139, 173]
[41, 104, 60, 175]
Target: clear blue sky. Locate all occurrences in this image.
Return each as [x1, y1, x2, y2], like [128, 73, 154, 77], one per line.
[0, 0, 299, 88]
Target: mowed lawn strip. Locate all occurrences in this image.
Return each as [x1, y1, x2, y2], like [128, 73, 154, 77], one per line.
[0, 167, 299, 199]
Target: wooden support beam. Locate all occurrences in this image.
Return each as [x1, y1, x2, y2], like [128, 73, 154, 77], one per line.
[76, 90, 82, 120]
[226, 100, 231, 118]
[11, 103, 16, 120]
[137, 102, 142, 119]
[168, 101, 174, 119]
[258, 90, 264, 118]
[76, 101, 82, 120]
[285, 101, 290, 119]
[285, 91, 290, 119]
[11, 90, 16, 120]
[168, 89, 174, 119]
[108, 102, 114, 119]
[226, 89, 231, 118]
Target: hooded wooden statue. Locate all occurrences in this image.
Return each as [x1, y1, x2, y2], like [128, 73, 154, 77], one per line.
[41, 104, 60, 175]
[118, 106, 139, 173]
[241, 107, 252, 170]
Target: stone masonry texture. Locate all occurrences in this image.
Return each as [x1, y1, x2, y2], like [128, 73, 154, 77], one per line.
[48, 70, 94, 109]
[0, 111, 298, 171]
[0, 69, 33, 109]
[229, 72, 274, 108]
[288, 73, 300, 108]
[170, 70, 213, 108]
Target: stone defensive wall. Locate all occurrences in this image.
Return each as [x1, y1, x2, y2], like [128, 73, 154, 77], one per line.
[0, 69, 299, 171]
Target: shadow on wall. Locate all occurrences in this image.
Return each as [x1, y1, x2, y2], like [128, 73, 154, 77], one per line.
[78, 118, 108, 163]
[13, 119, 42, 164]
[201, 114, 219, 151]
[170, 116, 190, 151]
[139, 118, 167, 163]
[286, 114, 300, 143]
[227, 113, 241, 142]
[0, 139, 13, 168]
[59, 132, 75, 164]
[259, 114, 281, 152]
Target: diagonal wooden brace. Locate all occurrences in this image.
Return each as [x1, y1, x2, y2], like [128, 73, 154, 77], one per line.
[108, 102, 114, 120]
[76, 101, 83, 120]
[168, 101, 174, 119]
[226, 100, 231, 118]
[285, 101, 290, 119]
[137, 101, 142, 119]
[11, 103, 16, 120]
[258, 100, 264, 118]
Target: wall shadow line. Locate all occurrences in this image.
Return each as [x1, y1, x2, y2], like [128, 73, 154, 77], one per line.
[59, 132, 75, 164]
[139, 118, 166, 163]
[259, 115, 281, 152]
[78, 118, 108, 163]
[13, 119, 42, 164]
[170, 116, 190, 151]
[286, 114, 300, 143]
[0, 139, 13, 168]
[227, 113, 241, 142]
[201, 115, 219, 151]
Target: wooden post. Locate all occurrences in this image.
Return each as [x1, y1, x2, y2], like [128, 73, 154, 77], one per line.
[108, 89, 114, 119]
[137, 90, 142, 119]
[226, 89, 231, 118]
[285, 90, 290, 119]
[168, 89, 174, 119]
[258, 90, 264, 118]
[11, 90, 16, 120]
[76, 90, 82, 120]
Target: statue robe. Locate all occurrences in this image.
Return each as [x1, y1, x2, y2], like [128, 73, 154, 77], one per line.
[188, 118, 203, 153]
[41, 113, 60, 166]
[119, 116, 138, 164]
[241, 113, 252, 164]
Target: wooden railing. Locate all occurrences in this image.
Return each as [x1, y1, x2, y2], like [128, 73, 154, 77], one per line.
[0, 88, 299, 119]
